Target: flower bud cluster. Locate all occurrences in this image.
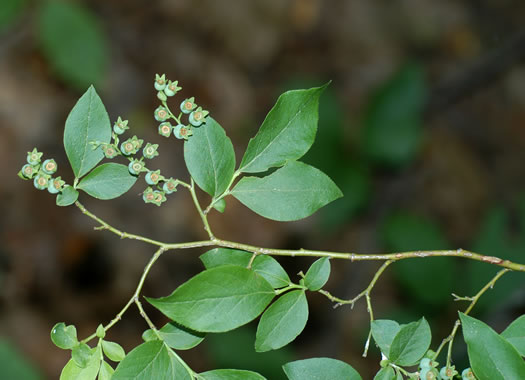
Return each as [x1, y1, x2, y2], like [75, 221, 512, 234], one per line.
[19, 148, 67, 195]
[142, 174, 178, 206]
[153, 74, 209, 141]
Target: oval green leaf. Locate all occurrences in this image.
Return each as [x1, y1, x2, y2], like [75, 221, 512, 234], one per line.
[389, 318, 431, 366]
[62, 86, 111, 178]
[112, 341, 174, 380]
[98, 361, 114, 380]
[159, 322, 205, 350]
[374, 367, 396, 380]
[371, 320, 400, 358]
[37, 1, 107, 90]
[101, 340, 125, 362]
[232, 161, 342, 221]
[239, 84, 328, 173]
[60, 347, 101, 380]
[282, 357, 362, 380]
[56, 186, 79, 207]
[77, 163, 137, 200]
[51, 322, 78, 350]
[255, 290, 308, 352]
[303, 257, 330, 291]
[72, 343, 94, 368]
[184, 117, 235, 198]
[146, 266, 275, 332]
[460, 312, 525, 380]
[199, 369, 267, 380]
[200, 248, 290, 288]
[501, 314, 525, 356]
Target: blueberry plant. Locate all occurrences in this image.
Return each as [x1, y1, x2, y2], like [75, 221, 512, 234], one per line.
[19, 75, 525, 380]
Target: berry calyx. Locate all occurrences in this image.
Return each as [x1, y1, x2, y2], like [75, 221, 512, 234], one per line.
[102, 144, 118, 159]
[48, 177, 65, 194]
[440, 365, 458, 380]
[21, 164, 37, 179]
[27, 148, 43, 165]
[164, 80, 181, 97]
[180, 97, 196, 114]
[162, 178, 178, 194]
[158, 122, 173, 138]
[128, 160, 145, 175]
[173, 124, 192, 140]
[189, 106, 209, 127]
[145, 170, 162, 185]
[142, 143, 159, 159]
[154, 74, 167, 91]
[42, 159, 58, 175]
[154, 106, 169, 122]
[113, 117, 129, 135]
[33, 174, 49, 190]
[120, 141, 135, 156]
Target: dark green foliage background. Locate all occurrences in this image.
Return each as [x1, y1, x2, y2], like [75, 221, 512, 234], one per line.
[2, 0, 525, 378]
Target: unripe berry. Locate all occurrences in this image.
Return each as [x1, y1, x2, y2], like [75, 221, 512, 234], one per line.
[120, 141, 135, 156]
[157, 91, 167, 102]
[102, 144, 118, 159]
[27, 148, 43, 165]
[154, 74, 167, 91]
[152, 190, 166, 206]
[189, 107, 208, 127]
[164, 80, 181, 97]
[419, 367, 438, 380]
[440, 365, 458, 380]
[180, 97, 196, 114]
[154, 106, 169, 122]
[42, 159, 58, 175]
[130, 136, 144, 150]
[173, 124, 192, 140]
[162, 178, 178, 194]
[128, 160, 145, 175]
[21, 164, 37, 179]
[142, 187, 155, 204]
[48, 177, 65, 194]
[113, 117, 129, 135]
[461, 368, 476, 380]
[158, 122, 173, 138]
[142, 143, 159, 159]
[145, 170, 162, 185]
[33, 174, 49, 190]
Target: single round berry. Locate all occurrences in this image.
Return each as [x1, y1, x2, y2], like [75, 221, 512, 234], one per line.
[154, 74, 167, 91]
[131, 136, 144, 150]
[164, 80, 181, 97]
[142, 143, 159, 159]
[21, 164, 36, 179]
[163, 178, 178, 194]
[158, 122, 173, 138]
[145, 170, 162, 185]
[440, 366, 458, 380]
[120, 141, 135, 156]
[102, 145, 118, 159]
[173, 124, 192, 140]
[189, 109, 204, 126]
[143, 187, 156, 203]
[461, 368, 475, 380]
[27, 148, 42, 165]
[420, 367, 438, 380]
[152, 190, 166, 206]
[48, 177, 65, 194]
[33, 174, 49, 190]
[42, 159, 58, 175]
[419, 358, 432, 369]
[128, 160, 144, 175]
[154, 106, 169, 122]
[180, 98, 196, 114]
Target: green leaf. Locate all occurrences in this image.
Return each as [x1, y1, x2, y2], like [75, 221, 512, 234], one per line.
[200, 248, 291, 288]
[63, 86, 111, 179]
[382, 212, 453, 306]
[232, 161, 342, 221]
[361, 63, 426, 166]
[0, 339, 43, 380]
[501, 315, 525, 356]
[389, 318, 431, 366]
[255, 290, 308, 352]
[239, 84, 328, 173]
[101, 340, 125, 362]
[159, 322, 205, 350]
[37, 1, 107, 90]
[303, 257, 330, 291]
[168, 351, 193, 380]
[112, 341, 173, 380]
[60, 347, 101, 380]
[72, 343, 94, 368]
[51, 322, 78, 350]
[98, 361, 114, 380]
[199, 369, 267, 380]
[460, 313, 525, 379]
[77, 163, 137, 200]
[146, 266, 275, 332]
[56, 186, 79, 206]
[184, 117, 235, 198]
[371, 320, 401, 358]
[282, 357, 362, 380]
[0, 0, 26, 32]
[373, 367, 396, 380]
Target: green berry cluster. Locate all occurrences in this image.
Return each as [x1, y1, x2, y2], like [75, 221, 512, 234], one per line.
[152, 74, 209, 140]
[19, 148, 67, 194]
[418, 358, 463, 380]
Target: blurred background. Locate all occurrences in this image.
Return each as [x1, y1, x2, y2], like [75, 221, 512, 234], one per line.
[2, 0, 525, 378]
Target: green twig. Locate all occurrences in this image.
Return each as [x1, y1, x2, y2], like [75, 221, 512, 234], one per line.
[433, 268, 510, 366]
